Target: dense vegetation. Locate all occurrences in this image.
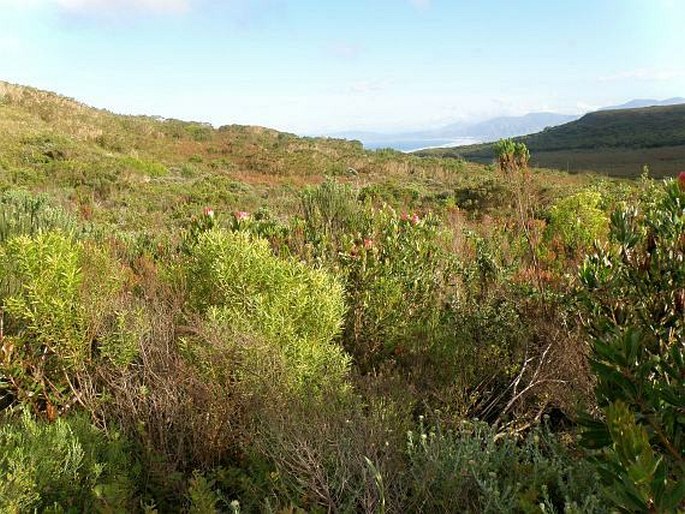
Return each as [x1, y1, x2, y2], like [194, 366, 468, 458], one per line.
[0, 82, 683, 513]
[417, 104, 685, 177]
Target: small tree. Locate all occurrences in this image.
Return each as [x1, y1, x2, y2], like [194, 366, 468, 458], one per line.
[495, 140, 539, 271]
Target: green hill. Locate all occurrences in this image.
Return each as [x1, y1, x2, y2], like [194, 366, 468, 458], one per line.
[0, 81, 602, 231]
[416, 104, 685, 177]
[0, 81, 480, 229]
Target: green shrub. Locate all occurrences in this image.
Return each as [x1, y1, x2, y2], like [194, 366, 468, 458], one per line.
[185, 229, 349, 396]
[121, 155, 168, 177]
[578, 179, 685, 512]
[187, 470, 222, 514]
[339, 208, 455, 372]
[0, 410, 137, 513]
[0, 231, 138, 412]
[546, 190, 609, 256]
[300, 178, 366, 257]
[0, 190, 77, 243]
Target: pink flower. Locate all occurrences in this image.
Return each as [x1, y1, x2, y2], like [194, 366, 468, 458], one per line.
[363, 238, 374, 249]
[400, 212, 409, 222]
[234, 210, 250, 221]
[411, 213, 420, 225]
[678, 171, 685, 191]
[203, 207, 214, 218]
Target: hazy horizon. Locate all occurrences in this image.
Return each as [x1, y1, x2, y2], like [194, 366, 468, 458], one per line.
[1, 0, 683, 135]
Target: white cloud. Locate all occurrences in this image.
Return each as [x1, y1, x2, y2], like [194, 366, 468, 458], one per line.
[408, 0, 430, 10]
[599, 68, 685, 82]
[0, 0, 190, 14]
[59, 0, 189, 13]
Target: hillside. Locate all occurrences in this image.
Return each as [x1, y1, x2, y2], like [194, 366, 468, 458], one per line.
[416, 104, 685, 177]
[0, 81, 479, 229]
[0, 81, 603, 231]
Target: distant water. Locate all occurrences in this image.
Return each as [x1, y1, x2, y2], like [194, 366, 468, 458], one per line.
[363, 137, 480, 152]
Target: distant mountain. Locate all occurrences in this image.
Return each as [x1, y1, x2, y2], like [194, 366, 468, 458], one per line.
[599, 97, 685, 111]
[436, 112, 579, 140]
[331, 98, 685, 152]
[330, 112, 579, 151]
[416, 104, 685, 177]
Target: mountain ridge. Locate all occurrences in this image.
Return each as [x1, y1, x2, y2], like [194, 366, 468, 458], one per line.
[332, 98, 685, 151]
[415, 103, 685, 177]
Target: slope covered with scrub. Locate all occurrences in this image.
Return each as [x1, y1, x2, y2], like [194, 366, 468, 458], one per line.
[1, 82, 683, 513]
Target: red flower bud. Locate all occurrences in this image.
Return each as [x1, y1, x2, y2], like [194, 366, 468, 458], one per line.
[678, 171, 685, 191]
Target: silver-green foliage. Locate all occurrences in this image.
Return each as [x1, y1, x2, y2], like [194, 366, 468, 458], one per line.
[406, 420, 606, 513]
[0, 190, 77, 244]
[0, 410, 136, 513]
[186, 229, 349, 395]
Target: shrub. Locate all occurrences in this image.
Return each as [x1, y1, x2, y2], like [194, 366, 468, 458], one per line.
[0, 190, 77, 243]
[300, 178, 366, 258]
[405, 419, 606, 513]
[254, 389, 410, 513]
[121, 155, 168, 178]
[185, 229, 349, 396]
[0, 410, 137, 513]
[0, 231, 138, 413]
[577, 179, 685, 512]
[98, 301, 253, 504]
[339, 207, 455, 373]
[546, 190, 609, 257]
[187, 470, 222, 514]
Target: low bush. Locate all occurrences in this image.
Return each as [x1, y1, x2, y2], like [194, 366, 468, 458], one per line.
[339, 208, 455, 373]
[405, 419, 605, 513]
[184, 228, 350, 397]
[546, 189, 609, 258]
[0, 190, 77, 243]
[0, 231, 140, 414]
[0, 410, 137, 513]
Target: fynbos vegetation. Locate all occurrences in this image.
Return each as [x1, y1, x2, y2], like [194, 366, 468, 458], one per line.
[0, 84, 683, 513]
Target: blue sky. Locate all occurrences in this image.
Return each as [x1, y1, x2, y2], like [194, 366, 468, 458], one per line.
[1, 0, 684, 134]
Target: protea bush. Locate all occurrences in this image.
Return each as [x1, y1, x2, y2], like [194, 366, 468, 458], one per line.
[577, 178, 685, 512]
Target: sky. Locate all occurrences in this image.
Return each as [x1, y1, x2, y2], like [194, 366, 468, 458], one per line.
[0, 0, 684, 134]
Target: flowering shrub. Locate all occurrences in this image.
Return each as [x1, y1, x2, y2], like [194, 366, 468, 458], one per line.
[339, 207, 455, 371]
[183, 206, 217, 252]
[234, 210, 249, 222]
